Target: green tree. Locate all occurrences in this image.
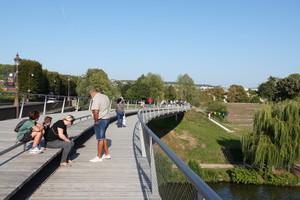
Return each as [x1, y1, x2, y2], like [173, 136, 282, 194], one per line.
[227, 85, 249, 103]
[257, 76, 278, 101]
[164, 85, 177, 100]
[124, 82, 150, 100]
[76, 68, 117, 98]
[176, 74, 195, 102]
[18, 59, 44, 94]
[258, 74, 300, 102]
[46, 71, 62, 95]
[140, 73, 165, 101]
[205, 101, 228, 120]
[275, 73, 300, 101]
[242, 99, 300, 171]
[211, 86, 225, 102]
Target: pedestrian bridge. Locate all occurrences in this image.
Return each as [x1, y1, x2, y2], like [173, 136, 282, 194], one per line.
[0, 105, 221, 200]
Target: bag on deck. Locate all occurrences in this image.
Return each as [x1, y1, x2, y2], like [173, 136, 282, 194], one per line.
[14, 119, 29, 133]
[122, 115, 126, 127]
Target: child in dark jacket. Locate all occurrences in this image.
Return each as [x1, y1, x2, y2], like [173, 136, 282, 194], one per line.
[43, 116, 52, 148]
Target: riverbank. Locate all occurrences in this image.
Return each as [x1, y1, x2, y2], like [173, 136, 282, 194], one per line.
[148, 109, 300, 187]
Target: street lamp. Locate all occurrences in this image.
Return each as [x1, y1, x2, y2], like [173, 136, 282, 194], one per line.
[67, 77, 71, 106]
[13, 53, 21, 118]
[53, 80, 57, 95]
[28, 73, 34, 93]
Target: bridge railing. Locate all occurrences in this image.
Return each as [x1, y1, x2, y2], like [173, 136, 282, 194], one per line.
[137, 104, 222, 200]
[0, 91, 90, 119]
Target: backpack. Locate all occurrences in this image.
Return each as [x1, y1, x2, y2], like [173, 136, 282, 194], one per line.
[14, 119, 29, 133]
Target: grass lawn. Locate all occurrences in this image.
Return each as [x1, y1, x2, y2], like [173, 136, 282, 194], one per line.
[148, 110, 242, 164]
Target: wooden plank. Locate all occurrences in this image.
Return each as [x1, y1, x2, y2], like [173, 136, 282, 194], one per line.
[30, 115, 152, 200]
[0, 111, 99, 200]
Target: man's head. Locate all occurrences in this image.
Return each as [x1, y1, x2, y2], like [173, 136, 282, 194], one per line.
[89, 88, 99, 97]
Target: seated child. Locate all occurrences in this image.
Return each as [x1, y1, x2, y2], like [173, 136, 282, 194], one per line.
[43, 116, 52, 148]
[17, 111, 44, 154]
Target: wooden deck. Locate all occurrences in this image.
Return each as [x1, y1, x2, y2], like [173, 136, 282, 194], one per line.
[0, 109, 152, 200]
[30, 115, 151, 200]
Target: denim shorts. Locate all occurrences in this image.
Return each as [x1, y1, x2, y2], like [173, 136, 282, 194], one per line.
[94, 119, 110, 140]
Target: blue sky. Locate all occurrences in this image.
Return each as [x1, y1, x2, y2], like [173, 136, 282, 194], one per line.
[0, 0, 299, 88]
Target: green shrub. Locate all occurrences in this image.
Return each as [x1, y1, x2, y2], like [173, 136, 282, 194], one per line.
[188, 160, 230, 182]
[205, 101, 228, 120]
[188, 160, 202, 175]
[264, 171, 300, 186]
[230, 167, 261, 184]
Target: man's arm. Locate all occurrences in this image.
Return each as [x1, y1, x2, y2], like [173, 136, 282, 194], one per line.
[92, 109, 99, 124]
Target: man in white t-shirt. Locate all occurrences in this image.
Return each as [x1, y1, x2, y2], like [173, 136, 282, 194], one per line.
[89, 88, 111, 162]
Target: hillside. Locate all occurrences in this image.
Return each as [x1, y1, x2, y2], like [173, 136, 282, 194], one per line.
[148, 110, 242, 164]
[224, 103, 263, 133]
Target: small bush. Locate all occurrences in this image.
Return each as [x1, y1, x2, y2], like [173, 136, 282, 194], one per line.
[230, 167, 261, 184]
[188, 160, 202, 175]
[205, 101, 228, 120]
[264, 171, 300, 186]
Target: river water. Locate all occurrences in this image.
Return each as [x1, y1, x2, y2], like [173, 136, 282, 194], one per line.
[208, 182, 300, 200]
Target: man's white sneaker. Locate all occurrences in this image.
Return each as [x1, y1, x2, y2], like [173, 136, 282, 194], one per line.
[102, 154, 111, 159]
[89, 156, 103, 162]
[29, 147, 43, 154]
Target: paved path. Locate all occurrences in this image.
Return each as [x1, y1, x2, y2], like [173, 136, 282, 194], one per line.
[29, 115, 152, 200]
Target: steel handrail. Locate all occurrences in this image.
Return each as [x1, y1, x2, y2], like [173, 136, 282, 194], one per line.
[137, 105, 222, 200]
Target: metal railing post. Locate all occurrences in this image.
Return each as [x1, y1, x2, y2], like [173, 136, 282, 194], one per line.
[139, 122, 146, 157]
[19, 95, 25, 118]
[61, 97, 66, 113]
[76, 97, 80, 112]
[43, 95, 47, 115]
[149, 136, 160, 199]
[88, 99, 92, 111]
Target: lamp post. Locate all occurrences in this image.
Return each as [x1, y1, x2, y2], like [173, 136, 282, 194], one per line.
[53, 80, 57, 95]
[27, 73, 34, 102]
[67, 77, 71, 106]
[13, 53, 21, 118]
[28, 73, 34, 93]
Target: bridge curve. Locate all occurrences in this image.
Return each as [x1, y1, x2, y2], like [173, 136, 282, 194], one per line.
[0, 105, 221, 200]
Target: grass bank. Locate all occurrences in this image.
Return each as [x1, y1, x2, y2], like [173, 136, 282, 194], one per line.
[148, 110, 243, 164]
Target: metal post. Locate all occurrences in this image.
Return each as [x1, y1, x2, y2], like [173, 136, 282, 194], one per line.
[196, 191, 204, 200]
[76, 97, 80, 112]
[13, 54, 21, 118]
[149, 136, 160, 198]
[43, 96, 47, 115]
[19, 95, 25, 119]
[139, 122, 146, 157]
[67, 77, 71, 106]
[88, 99, 92, 111]
[61, 97, 66, 113]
